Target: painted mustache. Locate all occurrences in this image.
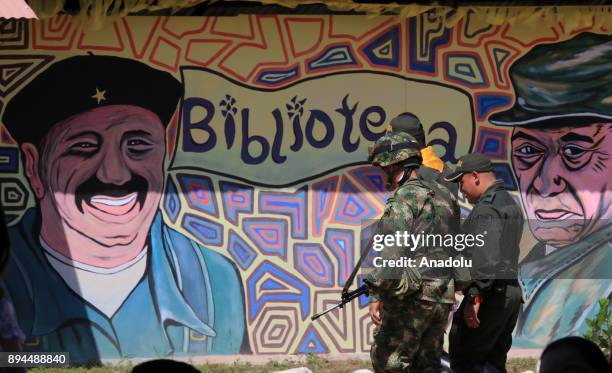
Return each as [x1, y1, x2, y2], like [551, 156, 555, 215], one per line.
[75, 174, 148, 215]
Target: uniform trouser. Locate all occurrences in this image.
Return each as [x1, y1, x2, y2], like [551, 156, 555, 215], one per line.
[370, 298, 452, 373]
[449, 284, 522, 373]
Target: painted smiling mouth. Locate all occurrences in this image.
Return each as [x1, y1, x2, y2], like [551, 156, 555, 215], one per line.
[534, 209, 579, 220]
[75, 174, 149, 217]
[88, 192, 139, 216]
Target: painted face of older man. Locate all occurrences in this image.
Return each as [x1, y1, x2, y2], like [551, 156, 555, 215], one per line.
[511, 122, 611, 248]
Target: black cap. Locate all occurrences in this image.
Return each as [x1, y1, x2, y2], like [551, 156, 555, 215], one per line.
[444, 153, 493, 182]
[389, 112, 425, 147]
[3, 54, 182, 145]
[489, 32, 612, 127]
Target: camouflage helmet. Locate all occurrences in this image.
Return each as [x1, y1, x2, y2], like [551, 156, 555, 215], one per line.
[368, 131, 422, 167]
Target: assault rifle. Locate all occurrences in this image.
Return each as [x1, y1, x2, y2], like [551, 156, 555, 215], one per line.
[311, 221, 380, 322]
[310, 284, 369, 321]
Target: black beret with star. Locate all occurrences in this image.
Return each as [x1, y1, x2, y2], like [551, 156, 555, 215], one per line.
[3, 54, 182, 145]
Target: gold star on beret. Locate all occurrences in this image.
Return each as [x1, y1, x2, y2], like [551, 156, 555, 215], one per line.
[91, 87, 106, 104]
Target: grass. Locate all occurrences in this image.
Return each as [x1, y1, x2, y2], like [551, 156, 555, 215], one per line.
[29, 356, 538, 372]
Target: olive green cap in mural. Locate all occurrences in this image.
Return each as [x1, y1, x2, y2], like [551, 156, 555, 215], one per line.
[489, 32, 612, 127]
[368, 131, 422, 168]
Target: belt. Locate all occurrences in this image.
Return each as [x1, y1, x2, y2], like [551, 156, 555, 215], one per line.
[494, 279, 519, 286]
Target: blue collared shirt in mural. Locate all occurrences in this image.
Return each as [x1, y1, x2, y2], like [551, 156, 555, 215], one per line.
[1, 209, 246, 362]
[514, 224, 612, 347]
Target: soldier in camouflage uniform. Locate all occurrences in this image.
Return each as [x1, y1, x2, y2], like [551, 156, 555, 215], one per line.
[366, 132, 468, 372]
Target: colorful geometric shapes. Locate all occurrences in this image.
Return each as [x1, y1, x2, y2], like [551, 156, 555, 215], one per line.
[458, 10, 498, 47]
[324, 228, 355, 286]
[247, 260, 310, 321]
[407, 14, 450, 75]
[181, 213, 224, 247]
[500, 21, 559, 48]
[177, 173, 219, 217]
[228, 229, 257, 270]
[149, 36, 180, 72]
[306, 43, 359, 72]
[161, 17, 208, 39]
[0, 20, 28, 50]
[243, 218, 288, 260]
[255, 65, 300, 86]
[210, 14, 255, 40]
[0, 178, 28, 212]
[185, 39, 232, 67]
[348, 166, 387, 205]
[284, 17, 324, 58]
[330, 177, 379, 225]
[294, 244, 334, 288]
[314, 290, 356, 353]
[360, 25, 401, 69]
[298, 326, 329, 354]
[261, 278, 286, 291]
[0, 147, 18, 173]
[485, 41, 521, 89]
[32, 16, 77, 50]
[77, 22, 125, 52]
[491, 47, 511, 80]
[444, 52, 488, 87]
[475, 93, 513, 121]
[312, 176, 339, 237]
[493, 163, 518, 191]
[476, 126, 509, 161]
[121, 17, 160, 59]
[0, 54, 54, 98]
[252, 306, 299, 354]
[259, 187, 307, 239]
[163, 176, 180, 223]
[219, 16, 288, 82]
[219, 180, 254, 226]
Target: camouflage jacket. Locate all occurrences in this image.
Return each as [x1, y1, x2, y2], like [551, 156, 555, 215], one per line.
[367, 177, 463, 304]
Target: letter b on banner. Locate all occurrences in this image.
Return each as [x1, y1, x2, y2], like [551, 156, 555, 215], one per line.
[182, 97, 216, 152]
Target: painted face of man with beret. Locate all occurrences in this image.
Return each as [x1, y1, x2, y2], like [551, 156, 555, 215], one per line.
[490, 32, 612, 347]
[2, 55, 246, 361]
[3, 55, 181, 267]
[22, 105, 166, 267]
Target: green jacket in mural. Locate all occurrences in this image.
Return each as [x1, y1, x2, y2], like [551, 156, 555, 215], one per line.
[515, 224, 612, 347]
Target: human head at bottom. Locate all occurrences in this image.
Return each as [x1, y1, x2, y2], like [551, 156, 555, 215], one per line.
[132, 359, 199, 373]
[538, 336, 609, 373]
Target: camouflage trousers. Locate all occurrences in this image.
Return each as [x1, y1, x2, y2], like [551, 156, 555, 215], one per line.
[370, 298, 452, 373]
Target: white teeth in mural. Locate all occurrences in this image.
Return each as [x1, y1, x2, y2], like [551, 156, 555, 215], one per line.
[90, 192, 138, 206]
[534, 209, 574, 220]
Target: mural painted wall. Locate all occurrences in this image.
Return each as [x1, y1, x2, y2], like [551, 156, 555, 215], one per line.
[0, 14, 609, 362]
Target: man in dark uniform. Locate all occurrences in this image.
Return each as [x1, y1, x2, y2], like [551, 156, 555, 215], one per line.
[388, 113, 459, 197]
[445, 153, 524, 372]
